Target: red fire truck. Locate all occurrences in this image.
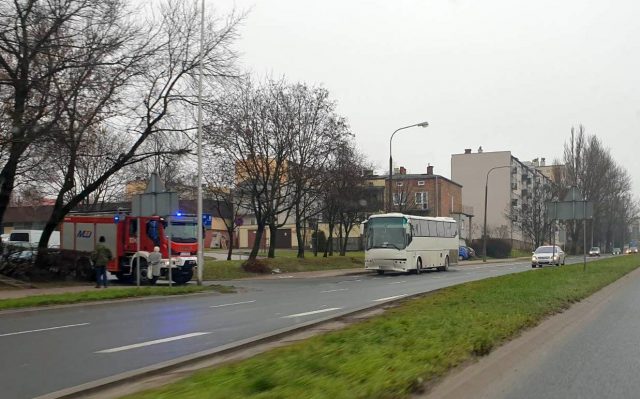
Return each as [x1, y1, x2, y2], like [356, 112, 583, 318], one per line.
[61, 213, 198, 284]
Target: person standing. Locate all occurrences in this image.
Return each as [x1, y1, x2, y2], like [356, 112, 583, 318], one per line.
[148, 246, 162, 279]
[91, 236, 112, 288]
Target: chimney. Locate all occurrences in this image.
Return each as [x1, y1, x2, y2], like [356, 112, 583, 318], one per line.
[532, 158, 539, 167]
[541, 158, 546, 167]
[399, 166, 406, 175]
[427, 165, 434, 175]
[464, 148, 472, 154]
[393, 167, 400, 175]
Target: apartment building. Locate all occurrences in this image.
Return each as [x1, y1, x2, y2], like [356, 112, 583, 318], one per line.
[451, 149, 553, 246]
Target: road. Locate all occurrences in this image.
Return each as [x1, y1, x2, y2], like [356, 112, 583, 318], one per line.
[0, 257, 593, 399]
[428, 257, 640, 399]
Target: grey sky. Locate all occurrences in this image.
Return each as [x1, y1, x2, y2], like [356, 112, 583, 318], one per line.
[214, 0, 640, 196]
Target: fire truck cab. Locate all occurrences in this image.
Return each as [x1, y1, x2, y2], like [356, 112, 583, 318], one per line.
[62, 213, 198, 285]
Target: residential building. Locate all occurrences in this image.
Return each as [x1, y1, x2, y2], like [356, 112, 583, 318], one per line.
[451, 149, 554, 247]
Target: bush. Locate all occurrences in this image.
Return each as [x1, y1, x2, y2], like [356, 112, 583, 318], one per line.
[470, 238, 512, 259]
[0, 248, 94, 282]
[242, 259, 272, 274]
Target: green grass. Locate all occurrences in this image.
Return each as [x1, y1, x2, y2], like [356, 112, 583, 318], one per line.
[123, 256, 639, 399]
[203, 253, 364, 280]
[510, 248, 533, 258]
[0, 285, 234, 311]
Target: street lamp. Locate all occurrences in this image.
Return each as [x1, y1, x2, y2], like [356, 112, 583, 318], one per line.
[482, 165, 512, 262]
[196, 0, 205, 285]
[388, 121, 429, 212]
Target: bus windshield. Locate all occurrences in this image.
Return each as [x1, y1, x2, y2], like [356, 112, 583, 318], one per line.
[167, 221, 197, 243]
[366, 217, 407, 250]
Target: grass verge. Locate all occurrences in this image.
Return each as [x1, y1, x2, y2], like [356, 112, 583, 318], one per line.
[0, 285, 234, 311]
[124, 256, 639, 399]
[203, 254, 364, 280]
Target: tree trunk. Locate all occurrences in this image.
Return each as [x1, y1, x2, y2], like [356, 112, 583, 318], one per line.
[0, 154, 21, 228]
[268, 223, 277, 258]
[249, 223, 265, 260]
[340, 223, 352, 256]
[226, 228, 234, 261]
[295, 218, 305, 259]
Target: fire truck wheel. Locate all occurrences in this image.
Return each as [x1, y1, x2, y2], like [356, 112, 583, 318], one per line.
[171, 271, 193, 285]
[115, 273, 133, 284]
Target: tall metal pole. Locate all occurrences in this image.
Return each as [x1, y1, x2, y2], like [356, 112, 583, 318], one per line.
[482, 181, 489, 263]
[583, 200, 587, 271]
[196, 0, 205, 285]
[387, 122, 429, 213]
[482, 165, 511, 262]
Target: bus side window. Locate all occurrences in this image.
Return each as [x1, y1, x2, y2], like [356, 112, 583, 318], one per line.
[437, 222, 445, 237]
[407, 224, 413, 245]
[428, 221, 437, 237]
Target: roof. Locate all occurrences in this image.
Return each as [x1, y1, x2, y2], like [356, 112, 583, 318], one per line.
[369, 174, 463, 188]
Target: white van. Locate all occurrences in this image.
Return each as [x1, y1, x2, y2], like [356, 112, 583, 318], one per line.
[4, 230, 60, 249]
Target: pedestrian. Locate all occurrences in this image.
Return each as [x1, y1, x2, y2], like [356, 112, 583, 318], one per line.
[91, 236, 112, 288]
[148, 246, 162, 279]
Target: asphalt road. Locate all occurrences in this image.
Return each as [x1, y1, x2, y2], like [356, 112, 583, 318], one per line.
[0, 256, 596, 399]
[472, 259, 640, 399]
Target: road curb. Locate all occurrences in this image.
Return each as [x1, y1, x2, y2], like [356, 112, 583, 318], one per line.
[32, 289, 436, 399]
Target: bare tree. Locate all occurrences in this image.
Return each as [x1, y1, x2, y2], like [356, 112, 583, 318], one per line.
[507, 173, 554, 248]
[561, 125, 638, 253]
[203, 151, 248, 260]
[23, 0, 242, 259]
[286, 85, 347, 258]
[0, 0, 146, 228]
[206, 79, 295, 260]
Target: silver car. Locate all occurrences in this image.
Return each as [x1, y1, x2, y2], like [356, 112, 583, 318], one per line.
[532, 245, 565, 268]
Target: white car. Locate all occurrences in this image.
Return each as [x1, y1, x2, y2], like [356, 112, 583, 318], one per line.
[589, 247, 601, 257]
[532, 246, 565, 268]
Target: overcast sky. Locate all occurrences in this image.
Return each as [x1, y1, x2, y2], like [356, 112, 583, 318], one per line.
[213, 0, 640, 196]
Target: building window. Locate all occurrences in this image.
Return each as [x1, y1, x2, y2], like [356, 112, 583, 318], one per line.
[393, 193, 406, 206]
[415, 192, 428, 210]
[511, 199, 518, 207]
[417, 180, 425, 186]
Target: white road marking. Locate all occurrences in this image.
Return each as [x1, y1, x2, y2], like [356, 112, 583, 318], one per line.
[0, 322, 90, 338]
[389, 280, 407, 285]
[337, 279, 362, 284]
[373, 294, 407, 302]
[282, 308, 342, 318]
[96, 332, 211, 353]
[320, 288, 348, 293]
[210, 300, 256, 308]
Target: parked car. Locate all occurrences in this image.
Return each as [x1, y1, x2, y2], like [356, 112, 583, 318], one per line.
[459, 246, 470, 260]
[589, 247, 601, 257]
[612, 247, 621, 255]
[532, 245, 565, 268]
[628, 246, 639, 254]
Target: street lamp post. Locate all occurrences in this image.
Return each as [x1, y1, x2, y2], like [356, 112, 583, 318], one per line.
[482, 165, 512, 262]
[388, 121, 429, 213]
[196, 0, 205, 285]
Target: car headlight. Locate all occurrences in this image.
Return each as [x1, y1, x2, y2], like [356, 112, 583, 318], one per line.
[532, 256, 537, 261]
[553, 255, 559, 260]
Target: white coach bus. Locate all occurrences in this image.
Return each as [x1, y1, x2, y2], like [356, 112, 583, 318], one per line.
[363, 213, 458, 274]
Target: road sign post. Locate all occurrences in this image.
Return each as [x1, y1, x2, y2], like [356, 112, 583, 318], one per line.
[546, 187, 593, 271]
